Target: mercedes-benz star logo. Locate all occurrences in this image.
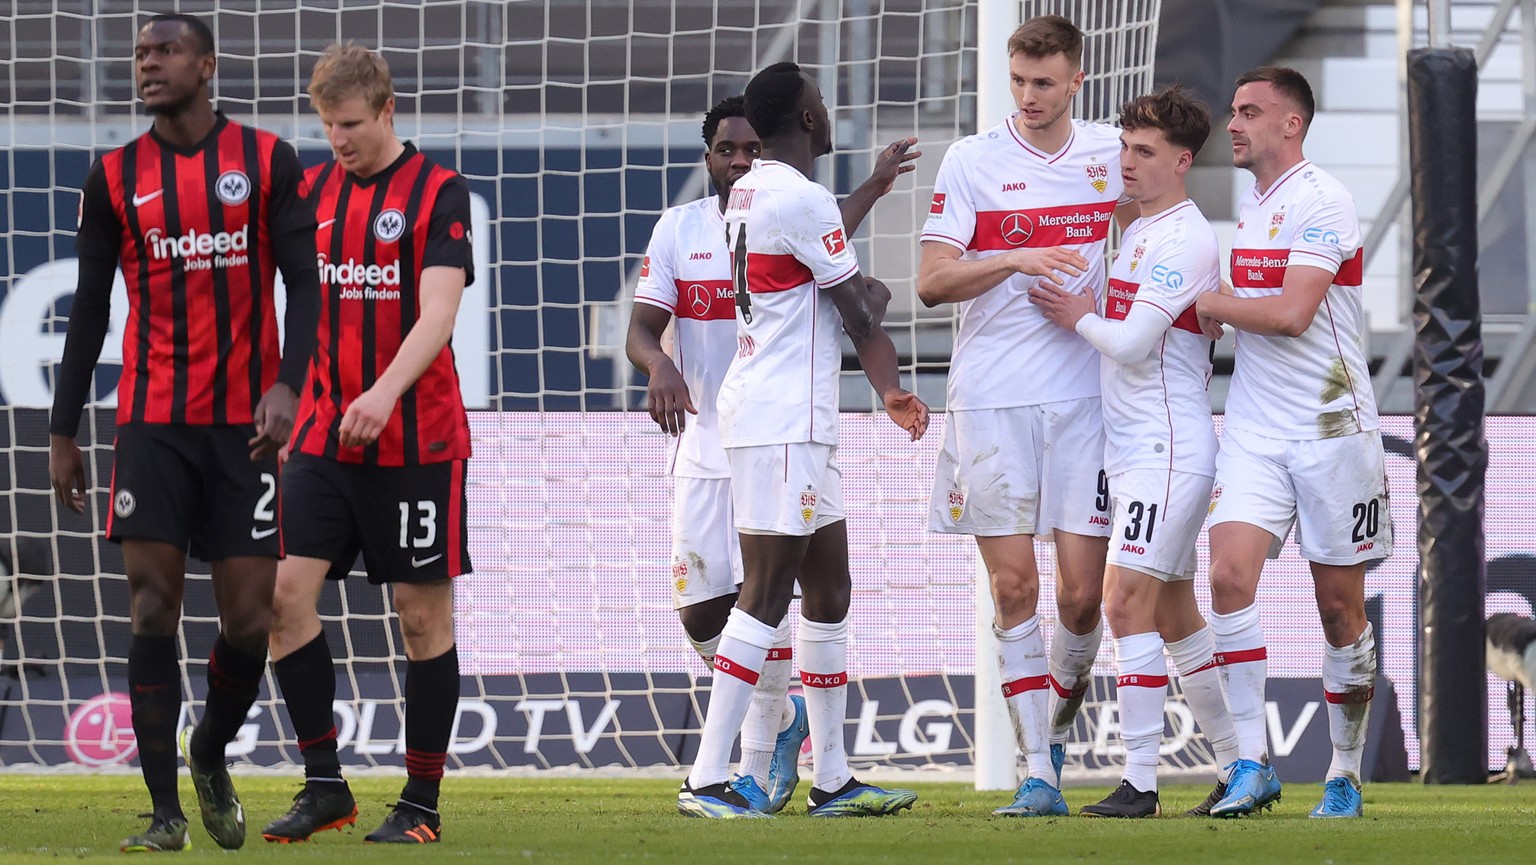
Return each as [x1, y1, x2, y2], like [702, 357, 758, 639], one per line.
[688, 284, 711, 318]
[1001, 212, 1034, 246]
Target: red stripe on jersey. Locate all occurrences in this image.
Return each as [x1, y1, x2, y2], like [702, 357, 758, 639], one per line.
[1106, 278, 1139, 320]
[1047, 673, 1087, 699]
[104, 120, 281, 426]
[1213, 647, 1268, 666]
[765, 647, 793, 662]
[1233, 247, 1364, 289]
[1001, 675, 1048, 698]
[1230, 249, 1289, 289]
[801, 671, 847, 689]
[1324, 686, 1374, 705]
[1335, 248, 1364, 286]
[745, 253, 814, 293]
[969, 201, 1116, 251]
[713, 655, 760, 686]
[673, 279, 736, 321]
[1116, 674, 1170, 688]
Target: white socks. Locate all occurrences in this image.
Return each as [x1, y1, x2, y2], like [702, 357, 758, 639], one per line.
[997, 615, 1055, 786]
[799, 616, 852, 793]
[687, 608, 777, 789]
[1166, 627, 1240, 780]
[1209, 603, 1270, 763]
[1322, 623, 1376, 785]
[1048, 618, 1102, 745]
[739, 617, 795, 787]
[689, 633, 722, 666]
[1114, 632, 1167, 793]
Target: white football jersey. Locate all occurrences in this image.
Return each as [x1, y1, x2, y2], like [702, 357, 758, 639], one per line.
[717, 160, 859, 448]
[1225, 160, 1377, 440]
[921, 117, 1123, 410]
[1100, 200, 1220, 477]
[634, 196, 736, 478]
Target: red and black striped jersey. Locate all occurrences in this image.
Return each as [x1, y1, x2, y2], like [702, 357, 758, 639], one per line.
[72, 113, 313, 426]
[290, 143, 475, 466]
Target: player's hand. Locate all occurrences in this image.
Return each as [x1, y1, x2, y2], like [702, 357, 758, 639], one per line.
[338, 386, 397, 449]
[1028, 279, 1096, 330]
[1196, 286, 1229, 341]
[49, 434, 88, 514]
[249, 382, 298, 460]
[1005, 246, 1088, 285]
[864, 137, 921, 197]
[646, 362, 696, 436]
[882, 388, 930, 441]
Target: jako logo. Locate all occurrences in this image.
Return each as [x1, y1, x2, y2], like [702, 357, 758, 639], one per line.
[145, 225, 248, 260]
[687, 252, 712, 260]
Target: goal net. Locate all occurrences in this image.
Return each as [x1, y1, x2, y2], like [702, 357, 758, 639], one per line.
[0, 0, 1205, 784]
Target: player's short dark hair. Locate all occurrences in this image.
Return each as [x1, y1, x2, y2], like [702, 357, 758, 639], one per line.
[744, 61, 806, 142]
[1234, 65, 1315, 128]
[1119, 84, 1211, 158]
[145, 13, 216, 56]
[702, 95, 747, 147]
[1007, 15, 1083, 68]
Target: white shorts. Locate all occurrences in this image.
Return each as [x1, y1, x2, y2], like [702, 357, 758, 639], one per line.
[670, 475, 743, 610]
[727, 442, 845, 537]
[1210, 427, 1393, 565]
[929, 399, 1111, 540]
[1105, 469, 1214, 582]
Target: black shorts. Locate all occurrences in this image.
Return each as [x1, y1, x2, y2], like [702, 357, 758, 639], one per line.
[107, 423, 282, 561]
[281, 451, 471, 584]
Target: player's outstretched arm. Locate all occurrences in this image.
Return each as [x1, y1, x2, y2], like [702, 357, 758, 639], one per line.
[1031, 282, 1172, 366]
[625, 302, 695, 436]
[49, 161, 120, 513]
[916, 240, 1088, 308]
[838, 137, 921, 236]
[340, 264, 467, 449]
[252, 140, 321, 460]
[827, 275, 928, 441]
[1197, 264, 1333, 338]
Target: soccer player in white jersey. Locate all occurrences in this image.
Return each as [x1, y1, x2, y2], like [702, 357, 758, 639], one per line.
[1195, 66, 1391, 819]
[676, 61, 929, 819]
[627, 95, 918, 814]
[1030, 84, 1241, 818]
[916, 15, 1127, 816]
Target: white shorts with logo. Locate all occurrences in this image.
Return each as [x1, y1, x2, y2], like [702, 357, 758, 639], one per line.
[1210, 427, 1393, 565]
[928, 399, 1111, 540]
[727, 442, 845, 536]
[1106, 469, 1214, 582]
[670, 475, 743, 610]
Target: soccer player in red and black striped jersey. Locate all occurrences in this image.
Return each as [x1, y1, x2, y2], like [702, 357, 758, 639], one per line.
[47, 13, 321, 854]
[261, 44, 473, 846]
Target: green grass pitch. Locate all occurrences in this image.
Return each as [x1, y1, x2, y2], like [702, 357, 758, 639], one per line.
[0, 776, 1532, 862]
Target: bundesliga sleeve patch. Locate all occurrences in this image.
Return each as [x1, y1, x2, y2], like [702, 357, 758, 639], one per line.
[639, 255, 650, 277]
[930, 193, 946, 215]
[821, 228, 847, 256]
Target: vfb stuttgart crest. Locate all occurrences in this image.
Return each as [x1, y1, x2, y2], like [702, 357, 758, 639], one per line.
[1268, 208, 1286, 240]
[800, 488, 819, 526]
[1085, 162, 1109, 193]
[671, 560, 689, 593]
[1129, 243, 1147, 273]
[947, 489, 965, 522]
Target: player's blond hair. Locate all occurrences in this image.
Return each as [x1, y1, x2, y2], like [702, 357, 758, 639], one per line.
[308, 43, 394, 114]
[1006, 15, 1083, 68]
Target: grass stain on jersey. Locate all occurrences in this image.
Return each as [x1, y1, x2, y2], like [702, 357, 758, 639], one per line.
[1317, 409, 1358, 439]
[1320, 356, 1352, 404]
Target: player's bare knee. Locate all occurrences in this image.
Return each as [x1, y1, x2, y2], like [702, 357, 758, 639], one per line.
[128, 584, 183, 635]
[1315, 597, 1365, 644]
[1207, 556, 1257, 612]
[991, 570, 1039, 623]
[677, 597, 733, 643]
[221, 617, 271, 656]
